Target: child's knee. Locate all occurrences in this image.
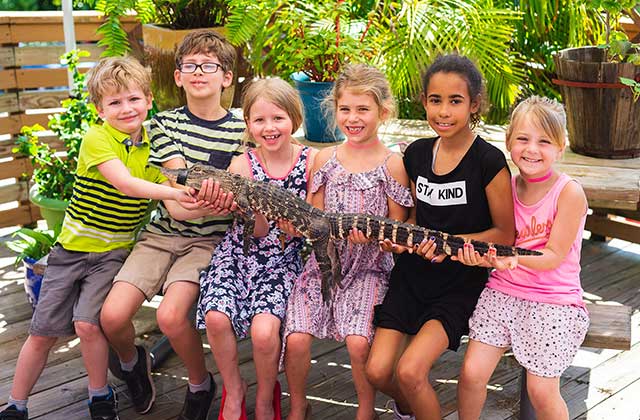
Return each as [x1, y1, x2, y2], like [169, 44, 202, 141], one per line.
[396, 358, 429, 391]
[527, 376, 559, 407]
[345, 336, 370, 364]
[204, 311, 232, 334]
[285, 333, 312, 356]
[365, 359, 393, 390]
[100, 304, 127, 332]
[74, 321, 103, 340]
[156, 304, 187, 336]
[459, 359, 486, 389]
[28, 334, 58, 352]
[251, 323, 279, 355]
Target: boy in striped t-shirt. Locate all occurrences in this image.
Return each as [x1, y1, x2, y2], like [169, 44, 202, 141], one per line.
[100, 30, 246, 420]
[0, 57, 199, 420]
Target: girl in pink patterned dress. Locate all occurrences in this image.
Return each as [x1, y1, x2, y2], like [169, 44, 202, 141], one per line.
[282, 64, 413, 420]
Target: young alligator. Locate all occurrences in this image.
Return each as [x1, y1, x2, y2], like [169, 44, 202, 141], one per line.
[162, 163, 541, 301]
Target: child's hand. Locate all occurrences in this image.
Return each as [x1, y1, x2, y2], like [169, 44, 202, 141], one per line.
[194, 178, 223, 203]
[451, 243, 485, 267]
[484, 246, 518, 270]
[173, 189, 198, 209]
[378, 238, 412, 254]
[277, 219, 303, 237]
[347, 228, 370, 244]
[415, 237, 446, 263]
[208, 191, 237, 216]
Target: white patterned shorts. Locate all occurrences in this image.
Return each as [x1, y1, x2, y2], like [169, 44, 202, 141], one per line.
[469, 287, 590, 377]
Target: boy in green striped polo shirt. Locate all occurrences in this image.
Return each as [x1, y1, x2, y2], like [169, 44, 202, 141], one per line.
[0, 57, 201, 420]
[100, 30, 246, 420]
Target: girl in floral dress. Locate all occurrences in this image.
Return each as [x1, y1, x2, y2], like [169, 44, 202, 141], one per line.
[197, 78, 316, 420]
[282, 64, 413, 420]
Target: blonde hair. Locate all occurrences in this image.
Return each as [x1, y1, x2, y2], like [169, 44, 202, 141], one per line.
[325, 63, 397, 121]
[87, 57, 151, 107]
[175, 29, 236, 73]
[241, 78, 304, 145]
[506, 96, 567, 150]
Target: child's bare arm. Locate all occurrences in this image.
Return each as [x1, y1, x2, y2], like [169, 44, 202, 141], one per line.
[517, 181, 587, 270]
[97, 158, 194, 204]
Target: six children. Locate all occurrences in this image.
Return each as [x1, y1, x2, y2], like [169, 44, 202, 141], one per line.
[0, 25, 593, 420]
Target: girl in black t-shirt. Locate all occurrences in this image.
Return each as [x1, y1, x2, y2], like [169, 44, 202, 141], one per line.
[365, 55, 516, 420]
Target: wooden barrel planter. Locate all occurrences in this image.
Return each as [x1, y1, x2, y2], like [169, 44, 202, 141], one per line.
[553, 46, 640, 159]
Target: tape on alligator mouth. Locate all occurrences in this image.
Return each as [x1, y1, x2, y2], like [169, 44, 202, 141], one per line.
[177, 170, 188, 186]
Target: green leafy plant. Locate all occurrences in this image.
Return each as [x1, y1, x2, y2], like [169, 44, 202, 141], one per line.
[585, 1, 640, 100]
[5, 226, 59, 267]
[586, 0, 640, 61]
[154, 0, 230, 29]
[620, 76, 640, 100]
[228, 0, 526, 122]
[86, 0, 231, 56]
[227, 0, 372, 82]
[87, 0, 156, 57]
[13, 50, 99, 201]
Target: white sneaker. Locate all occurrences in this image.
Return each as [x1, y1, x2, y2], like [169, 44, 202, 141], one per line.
[391, 400, 416, 420]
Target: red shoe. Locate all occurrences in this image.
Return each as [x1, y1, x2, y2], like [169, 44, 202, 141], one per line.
[273, 380, 282, 420]
[217, 386, 227, 420]
[218, 385, 248, 420]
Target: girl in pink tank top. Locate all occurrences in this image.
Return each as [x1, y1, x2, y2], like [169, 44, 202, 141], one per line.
[455, 96, 589, 420]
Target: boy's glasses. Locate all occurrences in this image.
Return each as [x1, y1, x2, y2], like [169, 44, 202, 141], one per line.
[177, 62, 222, 74]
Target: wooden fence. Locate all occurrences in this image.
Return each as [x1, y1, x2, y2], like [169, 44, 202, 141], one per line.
[0, 11, 139, 229]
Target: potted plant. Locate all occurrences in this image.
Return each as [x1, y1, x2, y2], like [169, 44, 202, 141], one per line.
[14, 50, 99, 229]
[553, 0, 640, 158]
[5, 226, 60, 309]
[226, 0, 374, 142]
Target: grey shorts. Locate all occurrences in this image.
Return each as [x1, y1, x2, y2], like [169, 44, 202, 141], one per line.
[114, 232, 221, 300]
[469, 287, 590, 377]
[29, 245, 130, 337]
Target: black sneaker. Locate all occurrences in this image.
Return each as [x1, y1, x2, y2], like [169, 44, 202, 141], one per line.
[88, 387, 119, 420]
[177, 372, 216, 420]
[121, 345, 156, 414]
[0, 406, 27, 420]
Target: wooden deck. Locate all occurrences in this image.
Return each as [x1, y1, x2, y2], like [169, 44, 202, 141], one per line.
[0, 232, 639, 419]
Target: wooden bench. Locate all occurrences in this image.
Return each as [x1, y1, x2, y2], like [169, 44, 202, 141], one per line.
[518, 303, 633, 420]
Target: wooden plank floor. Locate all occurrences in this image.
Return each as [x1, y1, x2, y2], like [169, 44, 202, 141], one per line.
[1, 234, 639, 420]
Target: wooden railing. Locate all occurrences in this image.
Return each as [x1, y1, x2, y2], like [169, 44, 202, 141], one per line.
[0, 11, 139, 229]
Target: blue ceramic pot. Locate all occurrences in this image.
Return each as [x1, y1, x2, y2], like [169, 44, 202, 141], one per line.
[23, 256, 43, 310]
[291, 72, 345, 143]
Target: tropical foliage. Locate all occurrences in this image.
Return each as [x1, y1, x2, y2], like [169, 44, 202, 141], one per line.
[83, 0, 156, 56]
[227, 0, 525, 122]
[496, 0, 605, 102]
[5, 226, 60, 266]
[14, 50, 99, 201]
[83, 0, 230, 56]
[153, 0, 230, 29]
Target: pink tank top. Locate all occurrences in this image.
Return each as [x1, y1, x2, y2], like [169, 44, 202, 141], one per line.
[487, 173, 586, 308]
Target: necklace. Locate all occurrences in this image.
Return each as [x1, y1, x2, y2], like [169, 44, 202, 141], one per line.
[260, 143, 294, 176]
[524, 170, 553, 183]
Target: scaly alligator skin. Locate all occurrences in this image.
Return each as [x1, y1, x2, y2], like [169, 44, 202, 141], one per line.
[162, 163, 541, 301]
